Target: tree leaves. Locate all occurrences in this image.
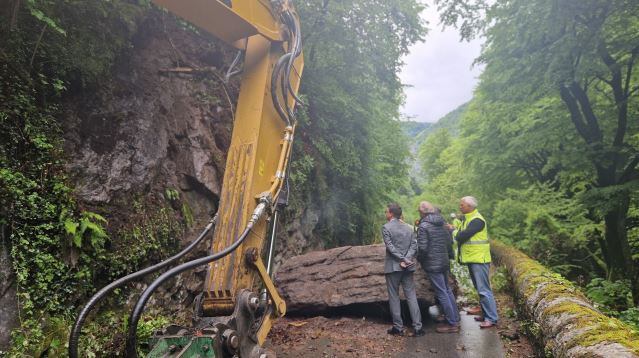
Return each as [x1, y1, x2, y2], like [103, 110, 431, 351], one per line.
[287, 0, 426, 245]
[423, 0, 639, 301]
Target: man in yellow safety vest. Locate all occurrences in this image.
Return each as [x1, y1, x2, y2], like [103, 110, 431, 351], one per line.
[447, 196, 499, 328]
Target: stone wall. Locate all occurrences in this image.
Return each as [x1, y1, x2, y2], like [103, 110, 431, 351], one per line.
[491, 240, 639, 357]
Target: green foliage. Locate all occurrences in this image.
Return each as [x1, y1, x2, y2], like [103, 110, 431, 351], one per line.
[26, 0, 66, 36]
[419, 0, 639, 303]
[418, 127, 452, 180]
[2, 0, 148, 89]
[491, 185, 604, 279]
[135, 314, 171, 355]
[490, 266, 510, 293]
[0, 1, 184, 354]
[287, 0, 427, 246]
[104, 202, 184, 281]
[400, 121, 432, 138]
[7, 309, 172, 357]
[8, 315, 69, 357]
[0, 61, 109, 317]
[586, 278, 634, 314]
[63, 211, 108, 250]
[619, 307, 639, 331]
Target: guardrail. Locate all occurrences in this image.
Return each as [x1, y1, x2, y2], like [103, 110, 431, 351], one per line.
[491, 240, 639, 357]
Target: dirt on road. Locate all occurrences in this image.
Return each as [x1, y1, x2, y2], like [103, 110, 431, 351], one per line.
[266, 310, 521, 358]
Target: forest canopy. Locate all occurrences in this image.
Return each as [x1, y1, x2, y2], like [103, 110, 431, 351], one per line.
[407, 0, 639, 325]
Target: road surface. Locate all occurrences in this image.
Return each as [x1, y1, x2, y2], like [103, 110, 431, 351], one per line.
[267, 311, 505, 357]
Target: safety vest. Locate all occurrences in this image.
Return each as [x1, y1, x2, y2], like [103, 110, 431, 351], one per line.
[457, 209, 491, 264]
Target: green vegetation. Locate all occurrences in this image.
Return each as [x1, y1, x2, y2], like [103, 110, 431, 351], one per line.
[406, 0, 639, 332]
[1, 0, 428, 354]
[400, 121, 432, 138]
[493, 241, 639, 355]
[287, 0, 427, 245]
[0, 1, 195, 355]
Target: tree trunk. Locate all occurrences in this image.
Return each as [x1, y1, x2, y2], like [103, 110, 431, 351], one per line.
[275, 244, 449, 314]
[601, 194, 637, 303]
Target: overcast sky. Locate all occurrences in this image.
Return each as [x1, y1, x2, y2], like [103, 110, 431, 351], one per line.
[399, 1, 484, 123]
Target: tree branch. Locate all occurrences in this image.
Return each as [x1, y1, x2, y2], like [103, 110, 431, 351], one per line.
[9, 0, 21, 31]
[619, 154, 639, 184]
[29, 23, 47, 69]
[623, 45, 639, 98]
[559, 85, 592, 142]
[596, 74, 612, 87]
[302, 0, 330, 43]
[598, 43, 627, 147]
[569, 82, 602, 143]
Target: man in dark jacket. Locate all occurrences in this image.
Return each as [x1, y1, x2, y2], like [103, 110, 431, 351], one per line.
[416, 201, 460, 333]
[383, 203, 424, 336]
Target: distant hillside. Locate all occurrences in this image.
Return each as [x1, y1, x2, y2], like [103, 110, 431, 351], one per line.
[406, 102, 469, 180]
[400, 121, 432, 138]
[431, 102, 467, 135]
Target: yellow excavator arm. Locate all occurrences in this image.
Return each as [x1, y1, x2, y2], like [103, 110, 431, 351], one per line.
[69, 1, 303, 357]
[150, 0, 304, 356]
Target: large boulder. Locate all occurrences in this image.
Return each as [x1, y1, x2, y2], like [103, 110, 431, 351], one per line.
[275, 244, 456, 314]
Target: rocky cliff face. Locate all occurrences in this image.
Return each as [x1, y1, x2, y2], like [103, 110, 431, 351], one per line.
[62, 15, 234, 219]
[57, 12, 322, 308]
[0, 8, 323, 350]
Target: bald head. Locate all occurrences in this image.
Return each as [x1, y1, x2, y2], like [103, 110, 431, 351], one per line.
[419, 201, 436, 216]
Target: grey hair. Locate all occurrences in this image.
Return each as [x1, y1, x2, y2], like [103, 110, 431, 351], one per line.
[419, 201, 436, 214]
[461, 196, 478, 209]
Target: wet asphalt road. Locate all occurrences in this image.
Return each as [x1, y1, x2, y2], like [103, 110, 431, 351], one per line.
[396, 312, 504, 357]
[267, 310, 505, 357]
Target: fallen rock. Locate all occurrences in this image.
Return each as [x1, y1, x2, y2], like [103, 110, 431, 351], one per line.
[275, 244, 456, 314]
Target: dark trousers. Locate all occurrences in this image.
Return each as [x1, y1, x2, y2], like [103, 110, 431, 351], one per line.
[426, 270, 460, 326]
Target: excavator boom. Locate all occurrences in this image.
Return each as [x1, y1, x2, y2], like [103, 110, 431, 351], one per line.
[68, 1, 302, 357]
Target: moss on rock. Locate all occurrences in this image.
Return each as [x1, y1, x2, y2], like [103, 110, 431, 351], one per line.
[492, 240, 639, 357]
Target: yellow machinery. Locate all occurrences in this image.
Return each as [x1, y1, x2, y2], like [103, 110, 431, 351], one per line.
[69, 1, 303, 357]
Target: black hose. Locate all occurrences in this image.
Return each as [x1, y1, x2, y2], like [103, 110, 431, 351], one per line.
[124, 203, 267, 357]
[271, 9, 304, 125]
[281, 13, 296, 121]
[286, 13, 305, 107]
[271, 53, 292, 124]
[68, 215, 217, 358]
[281, 10, 303, 120]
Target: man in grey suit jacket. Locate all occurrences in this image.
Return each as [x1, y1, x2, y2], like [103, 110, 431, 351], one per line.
[383, 203, 424, 336]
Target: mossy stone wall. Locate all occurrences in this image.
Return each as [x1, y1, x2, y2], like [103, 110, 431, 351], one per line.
[491, 240, 639, 357]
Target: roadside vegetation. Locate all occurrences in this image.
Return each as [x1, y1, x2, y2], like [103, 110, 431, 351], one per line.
[403, 0, 639, 329]
[0, 0, 425, 355]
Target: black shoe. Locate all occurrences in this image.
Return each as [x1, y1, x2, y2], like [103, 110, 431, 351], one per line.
[387, 327, 404, 336]
[413, 329, 426, 337]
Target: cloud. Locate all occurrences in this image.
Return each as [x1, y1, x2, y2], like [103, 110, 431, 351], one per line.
[399, 1, 484, 123]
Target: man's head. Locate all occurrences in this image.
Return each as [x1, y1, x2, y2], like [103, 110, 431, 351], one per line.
[418, 201, 435, 217]
[459, 196, 478, 214]
[386, 203, 402, 221]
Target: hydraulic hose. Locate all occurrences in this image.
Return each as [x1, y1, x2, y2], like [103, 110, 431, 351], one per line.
[271, 9, 303, 125]
[68, 215, 217, 358]
[285, 13, 305, 106]
[124, 201, 268, 357]
[271, 52, 293, 125]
